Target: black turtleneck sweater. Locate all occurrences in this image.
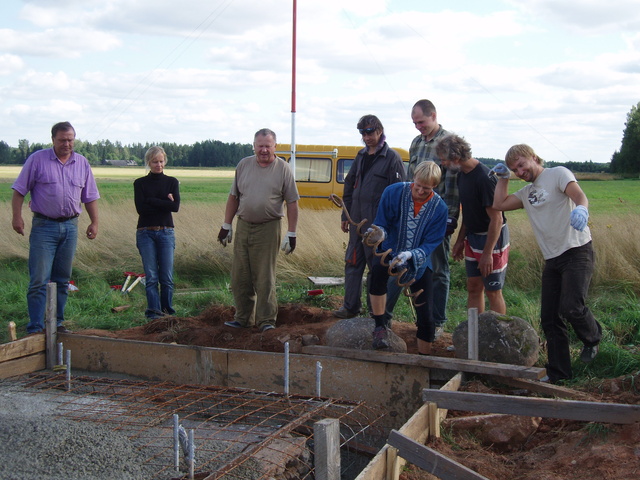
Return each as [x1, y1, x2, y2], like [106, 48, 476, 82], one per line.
[134, 172, 180, 228]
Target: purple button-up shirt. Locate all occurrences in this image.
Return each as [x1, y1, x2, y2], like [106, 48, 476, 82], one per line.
[12, 148, 100, 218]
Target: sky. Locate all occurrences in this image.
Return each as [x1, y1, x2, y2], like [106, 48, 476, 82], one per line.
[1, 0, 639, 163]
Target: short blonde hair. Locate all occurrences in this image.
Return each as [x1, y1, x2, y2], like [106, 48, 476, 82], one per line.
[505, 144, 543, 166]
[413, 160, 441, 186]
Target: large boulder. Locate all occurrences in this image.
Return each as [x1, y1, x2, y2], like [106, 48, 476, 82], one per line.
[452, 311, 540, 366]
[443, 414, 542, 452]
[325, 317, 407, 353]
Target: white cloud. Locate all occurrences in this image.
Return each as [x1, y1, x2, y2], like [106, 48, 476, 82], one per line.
[0, 0, 637, 162]
[0, 53, 24, 75]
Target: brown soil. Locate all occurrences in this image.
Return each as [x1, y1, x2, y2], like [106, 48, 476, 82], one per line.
[77, 303, 640, 480]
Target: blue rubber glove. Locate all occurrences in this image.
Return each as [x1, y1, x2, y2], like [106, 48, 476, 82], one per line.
[489, 163, 511, 179]
[570, 205, 589, 232]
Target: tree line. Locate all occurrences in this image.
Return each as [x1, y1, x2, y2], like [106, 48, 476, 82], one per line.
[3, 101, 640, 174]
[610, 102, 640, 175]
[0, 138, 254, 168]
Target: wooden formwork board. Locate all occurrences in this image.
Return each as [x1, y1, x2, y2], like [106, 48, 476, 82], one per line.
[356, 372, 464, 480]
[0, 335, 46, 379]
[302, 345, 546, 380]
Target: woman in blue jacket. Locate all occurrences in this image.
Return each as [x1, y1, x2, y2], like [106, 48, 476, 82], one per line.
[366, 161, 447, 354]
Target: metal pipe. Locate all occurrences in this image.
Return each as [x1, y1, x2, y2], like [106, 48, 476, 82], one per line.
[284, 342, 290, 396]
[316, 361, 322, 397]
[173, 414, 179, 472]
[188, 429, 195, 479]
[65, 349, 71, 391]
[57, 342, 63, 365]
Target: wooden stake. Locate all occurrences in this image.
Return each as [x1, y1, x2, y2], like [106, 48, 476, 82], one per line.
[45, 282, 57, 370]
[468, 308, 479, 361]
[8, 321, 16, 342]
[314, 418, 340, 480]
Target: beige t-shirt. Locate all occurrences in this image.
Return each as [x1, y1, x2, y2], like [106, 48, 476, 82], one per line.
[513, 167, 591, 260]
[230, 155, 299, 224]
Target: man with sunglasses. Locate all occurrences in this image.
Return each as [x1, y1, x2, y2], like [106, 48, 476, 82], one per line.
[333, 115, 405, 319]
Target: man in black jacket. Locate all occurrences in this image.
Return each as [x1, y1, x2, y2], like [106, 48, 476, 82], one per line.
[333, 115, 406, 319]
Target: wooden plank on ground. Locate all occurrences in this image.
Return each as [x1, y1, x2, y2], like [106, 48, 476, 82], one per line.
[422, 390, 640, 424]
[307, 276, 344, 286]
[0, 335, 46, 363]
[388, 430, 490, 480]
[486, 375, 593, 401]
[302, 345, 545, 380]
[0, 353, 46, 379]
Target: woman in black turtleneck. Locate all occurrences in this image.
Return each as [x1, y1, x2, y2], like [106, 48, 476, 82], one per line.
[134, 146, 180, 320]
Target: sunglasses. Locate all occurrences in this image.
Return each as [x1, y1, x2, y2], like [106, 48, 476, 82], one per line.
[358, 127, 376, 135]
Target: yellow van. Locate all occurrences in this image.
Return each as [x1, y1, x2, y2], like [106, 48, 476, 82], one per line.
[276, 144, 409, 209]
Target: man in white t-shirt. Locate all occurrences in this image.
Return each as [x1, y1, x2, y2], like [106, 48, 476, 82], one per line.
[492, 144, 601, 384]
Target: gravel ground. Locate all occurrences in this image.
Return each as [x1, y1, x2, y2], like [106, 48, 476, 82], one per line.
[0, 386, 162, 480]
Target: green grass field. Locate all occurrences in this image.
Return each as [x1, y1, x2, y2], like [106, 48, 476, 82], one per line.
[1, 166, 639, 384]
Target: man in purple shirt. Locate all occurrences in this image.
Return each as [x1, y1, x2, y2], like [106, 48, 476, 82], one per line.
[11, 121, 100, 334]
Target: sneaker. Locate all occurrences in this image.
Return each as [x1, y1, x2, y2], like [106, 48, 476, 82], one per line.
[224, 320, 244, 328]
[372, 326, 390, 350]
[580, 344, 599, 363]
[332, 306, 358, 319]
[434, 326, 444, 340]
[260, 324, 275, 333]
[57, 326, 71, 334]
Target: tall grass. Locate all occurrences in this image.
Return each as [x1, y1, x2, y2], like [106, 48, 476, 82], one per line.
[1, 172, 639, 381]
[4, 201, 638, 290]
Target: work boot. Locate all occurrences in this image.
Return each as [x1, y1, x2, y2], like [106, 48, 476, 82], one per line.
[580, 344, 599, 363]
[332, 306, 358, 319]
[372, 326, 390, 350]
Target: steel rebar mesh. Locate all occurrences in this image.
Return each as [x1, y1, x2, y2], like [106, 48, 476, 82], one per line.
[7, 372, 389, 479]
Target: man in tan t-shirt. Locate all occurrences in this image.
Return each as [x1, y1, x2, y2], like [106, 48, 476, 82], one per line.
[218, 128, 299, 332]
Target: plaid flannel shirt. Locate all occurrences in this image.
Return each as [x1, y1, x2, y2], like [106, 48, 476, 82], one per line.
[408, 126, 460, 220]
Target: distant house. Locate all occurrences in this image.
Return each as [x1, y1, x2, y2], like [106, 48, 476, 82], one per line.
[104, 159, 138, 166]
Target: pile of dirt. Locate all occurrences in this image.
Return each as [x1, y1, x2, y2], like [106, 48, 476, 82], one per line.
[78, 303, 456, 357]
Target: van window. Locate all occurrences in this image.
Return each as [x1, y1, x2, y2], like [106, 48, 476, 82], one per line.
[294, 157, 332, 182]
[337, 158, 354, 183]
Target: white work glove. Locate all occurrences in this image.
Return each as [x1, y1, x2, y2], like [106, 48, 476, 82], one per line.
[489, 163, 511, 179]
[281, 231, 297, 254]
[363, 225, 385, 245]
[394, 251, 412, 267]
[570, 205, 589, 232]
[218, 223, 233, 247]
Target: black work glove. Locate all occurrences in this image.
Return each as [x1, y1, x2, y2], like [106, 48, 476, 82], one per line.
[281, 232, 296, 254]
[445, 217, 458, 236]
[218, 223, 232, 247]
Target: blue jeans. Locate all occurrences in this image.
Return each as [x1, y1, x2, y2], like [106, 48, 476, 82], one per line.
[27, 216, 78, 333]
[136, 228, 176, 319]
